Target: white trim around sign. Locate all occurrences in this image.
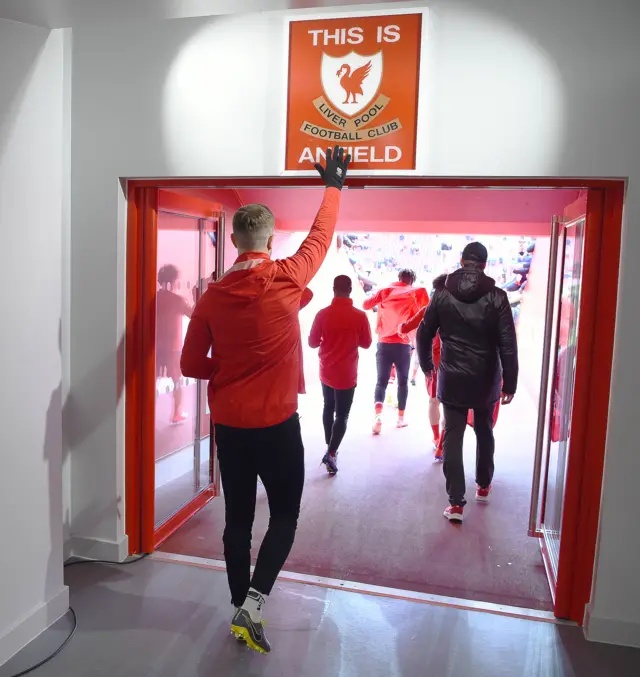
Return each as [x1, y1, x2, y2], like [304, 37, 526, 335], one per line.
[279, 6, 430, 177]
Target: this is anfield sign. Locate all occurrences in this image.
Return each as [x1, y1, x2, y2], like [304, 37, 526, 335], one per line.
[284, 11, 424, 173]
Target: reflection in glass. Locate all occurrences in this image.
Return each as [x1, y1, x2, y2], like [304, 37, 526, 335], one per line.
[541, 219, 585, 577]
[153, 212, 217, 528]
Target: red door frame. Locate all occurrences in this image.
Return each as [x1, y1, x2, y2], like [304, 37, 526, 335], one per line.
[125, 176, 624, 623]
[126, 188, 223, 553]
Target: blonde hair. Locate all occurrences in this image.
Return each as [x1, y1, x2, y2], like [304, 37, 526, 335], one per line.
[232, 204, 275, 250]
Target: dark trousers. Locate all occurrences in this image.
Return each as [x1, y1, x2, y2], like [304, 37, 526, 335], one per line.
[374, 342, 412, 410]
[442, 404, 495, 506]
[322, 384, 356, 453]
[214, 414, 305, 607]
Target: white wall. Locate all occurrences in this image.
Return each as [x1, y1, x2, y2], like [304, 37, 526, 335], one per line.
[0, 21, 69, 665]
[68, 0, 640, 645]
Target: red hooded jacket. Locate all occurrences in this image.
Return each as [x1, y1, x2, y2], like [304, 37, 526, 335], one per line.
[180, 188, 340, 428]
[363, 281, 429, 344]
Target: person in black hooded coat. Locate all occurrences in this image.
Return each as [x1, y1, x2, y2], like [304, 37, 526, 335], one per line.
[417, 242, 518, 522]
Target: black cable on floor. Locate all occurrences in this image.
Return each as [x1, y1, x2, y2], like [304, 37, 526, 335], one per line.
[8, 554, 149, 677]
[64, 553, 149, 569]
[9, 608, 77, 677]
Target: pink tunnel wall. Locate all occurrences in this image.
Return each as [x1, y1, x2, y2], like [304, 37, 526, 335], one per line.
[163, 187, 582, 409]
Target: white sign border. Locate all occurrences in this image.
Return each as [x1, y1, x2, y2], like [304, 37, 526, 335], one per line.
[279, 6, 430, 177]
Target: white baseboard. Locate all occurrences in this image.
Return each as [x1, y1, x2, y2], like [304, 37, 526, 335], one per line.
[0, 586, 69, 666]
[584, 605, 640, 648]
[68, 534, 129, 563]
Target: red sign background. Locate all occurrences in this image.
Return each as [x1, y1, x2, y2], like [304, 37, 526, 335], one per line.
[285, 13, 423, 172]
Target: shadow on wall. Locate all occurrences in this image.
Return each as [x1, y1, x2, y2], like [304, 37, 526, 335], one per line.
[43, 322, 65, 630]
[481, 0, 640, 175]
[64, 287, 158, 545]
[430, 0, 640, 175]
[0, 23, 48, 162]
[60, 318, 129, 542]
[45, 319, 125, 567]
[0, 21, 65, 644]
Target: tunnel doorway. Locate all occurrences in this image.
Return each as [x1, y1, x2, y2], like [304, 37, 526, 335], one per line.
[125, 178, 623, 624]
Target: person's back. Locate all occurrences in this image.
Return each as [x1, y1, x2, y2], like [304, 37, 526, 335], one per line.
[365, 280, 428, 343]
[180, 148, 351, 655]
[363, 269, 429, 433]
[310, 295, 371, 391]
[417, 241, 518, 523]
[193, 255, 313, 428]
[156, 265, 192, 424]
[436, 267, 510, 407]
[309, 274, 372, 474]
[157, 287, 189, 351]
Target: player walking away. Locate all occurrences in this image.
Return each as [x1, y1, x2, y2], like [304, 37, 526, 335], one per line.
[400, 273, 447, 455]
[417, 242, 518, 523]
[156, 264, 193, 424]
[363, 269, 429, 434]
[180, 148, 351, 654]
[309, 275, 372, 475]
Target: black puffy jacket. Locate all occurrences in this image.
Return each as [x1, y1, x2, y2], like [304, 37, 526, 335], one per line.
[417, 267, 518, 408]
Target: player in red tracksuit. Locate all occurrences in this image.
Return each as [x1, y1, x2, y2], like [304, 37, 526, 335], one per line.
[400, 275, 445, 452]
[180, 148, 350, 654]
[309, 275, 372, 475]
[363, 269, 429, 434]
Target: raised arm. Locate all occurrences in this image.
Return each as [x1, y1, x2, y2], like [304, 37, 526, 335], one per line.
[362, 288, 383, 311]
[496, 291, 519, 398]
[279, 148, 351, 289]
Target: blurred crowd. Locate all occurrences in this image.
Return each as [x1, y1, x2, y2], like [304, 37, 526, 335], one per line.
[338, 232, 536, 322]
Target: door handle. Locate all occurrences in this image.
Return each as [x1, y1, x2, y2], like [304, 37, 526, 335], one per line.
[528, 217, 561, 537]
[215, 211, 226, 279]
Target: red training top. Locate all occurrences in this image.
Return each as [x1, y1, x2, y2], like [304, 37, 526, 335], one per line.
[180, 187, 341, 428]
[363, 282, 429, 344]
[308, 297, 372, 389]
[401, 306, 441, 367]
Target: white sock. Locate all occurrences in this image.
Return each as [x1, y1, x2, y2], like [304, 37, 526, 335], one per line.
[241, 588, 266, 623]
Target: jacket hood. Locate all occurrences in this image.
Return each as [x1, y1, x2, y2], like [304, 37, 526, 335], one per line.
[208, 258, 276, 303]
[433, 273, 447, 291]
[445, 267, 495, 303]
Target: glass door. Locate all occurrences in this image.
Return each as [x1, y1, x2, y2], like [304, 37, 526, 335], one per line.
[151, 200, 224, 544]
[528, 213, 586, 604]
[541, 217, 585, 578]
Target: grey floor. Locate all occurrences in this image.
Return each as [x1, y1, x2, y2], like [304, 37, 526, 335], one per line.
[2, 558, 640, 677]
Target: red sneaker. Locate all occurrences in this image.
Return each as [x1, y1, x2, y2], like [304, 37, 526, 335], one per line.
[171, 413, 188, 425]
[443, 505, 464, 522]
[476, 485, 492, 502]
